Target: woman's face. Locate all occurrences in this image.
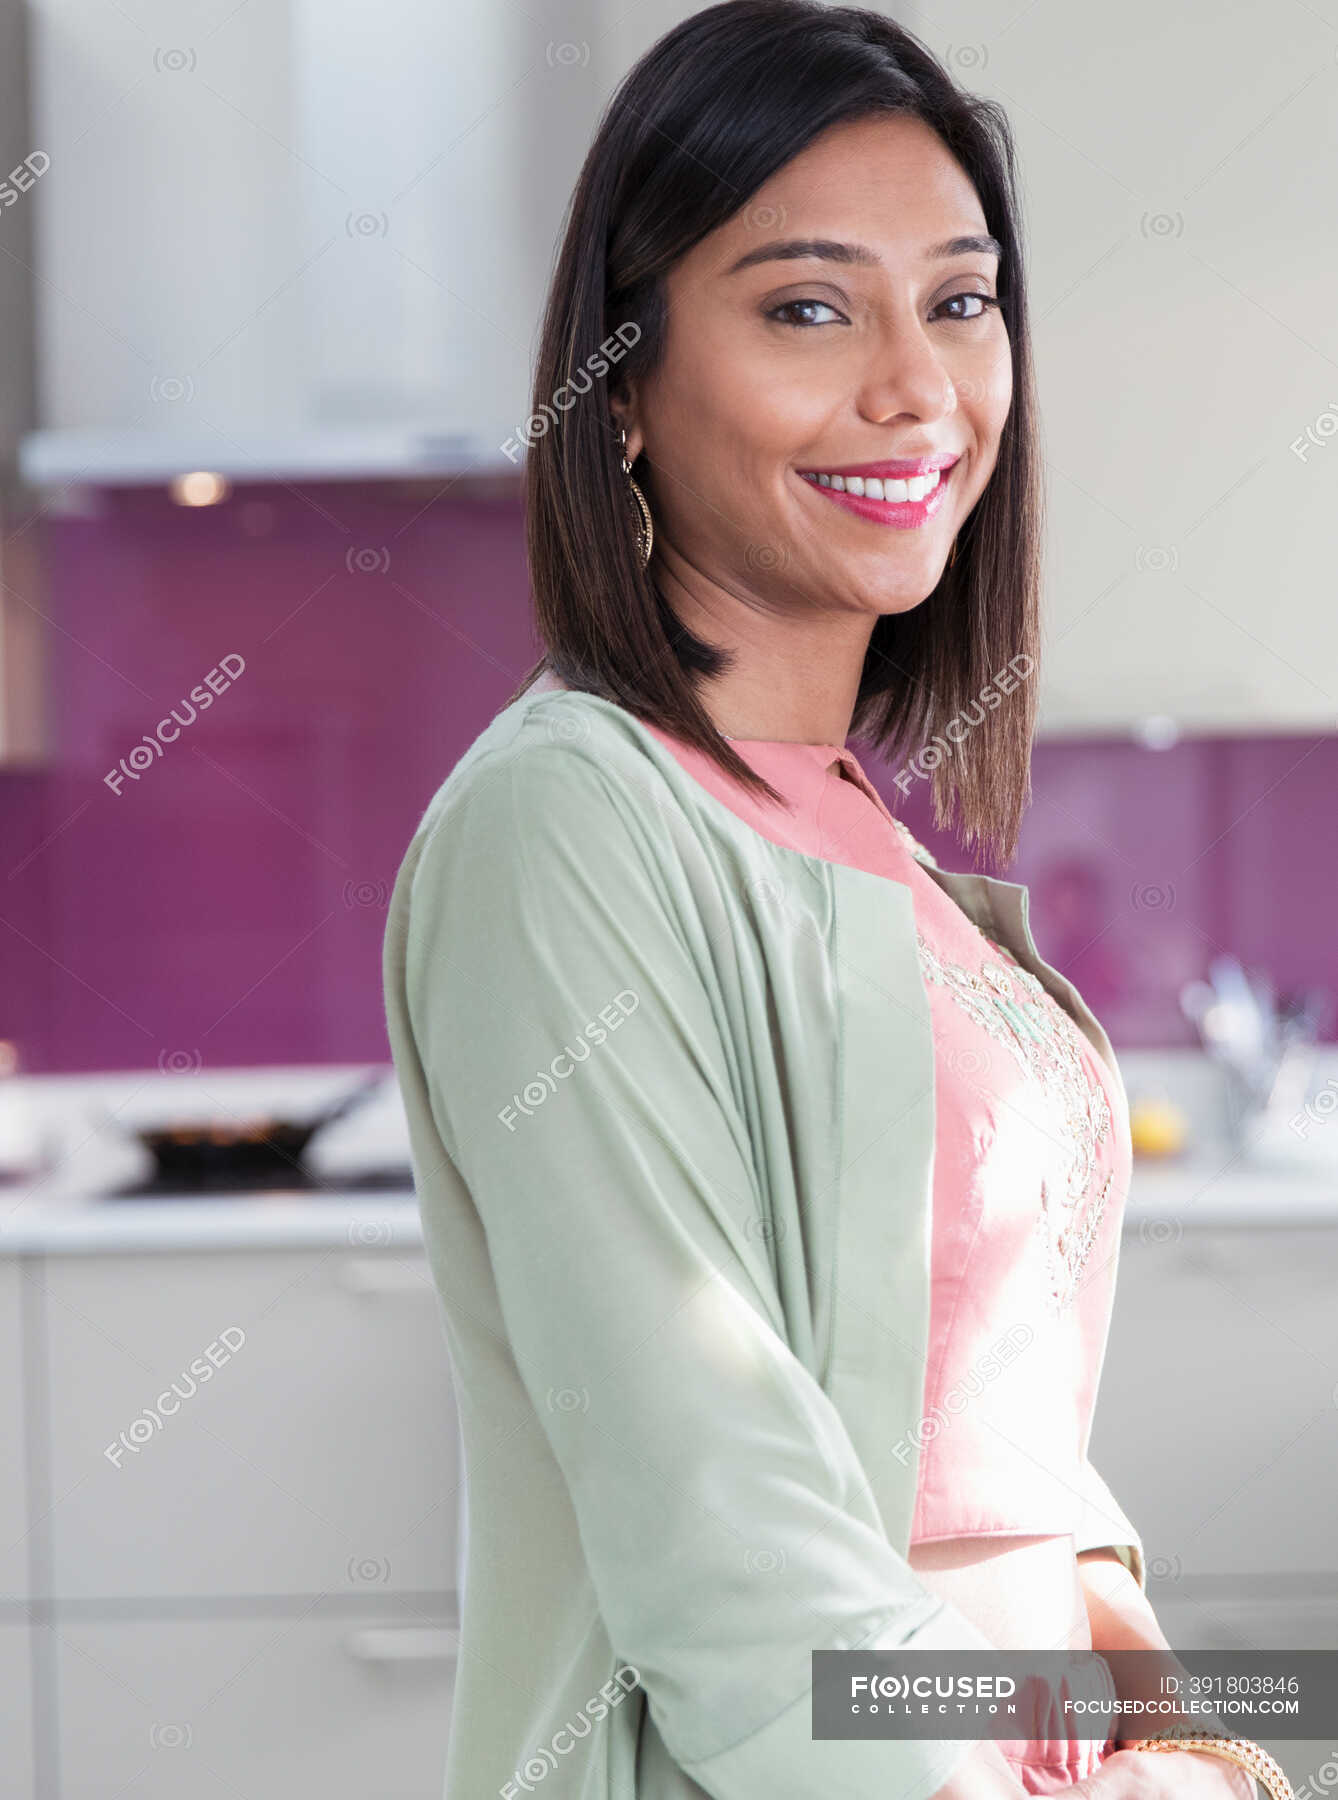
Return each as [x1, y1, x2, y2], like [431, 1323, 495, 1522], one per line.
[620, 111, 1013, 620]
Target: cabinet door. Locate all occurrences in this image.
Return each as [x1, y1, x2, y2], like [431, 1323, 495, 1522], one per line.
[55, 1602, 457, 1800]
[44, 1248, 460, 1600]
[0, 1622, 35, 1798]
[0, 1260, 29, 1600]
[1148, 1591, 1338, 1651]
[1092, 1226, 1338, 1579]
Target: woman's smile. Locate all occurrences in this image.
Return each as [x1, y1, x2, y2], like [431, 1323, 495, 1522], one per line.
[795, 451, 962, 529]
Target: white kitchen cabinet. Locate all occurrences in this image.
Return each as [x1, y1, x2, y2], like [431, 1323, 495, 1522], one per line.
[1092, 1226, 1338, 1582]
[54, 1603, 456, 1800]
[8, 1193, 1329, 1800]
[0, 1259, 30, 1600]
[43, 1247, 460, 1601]
[0, 1623, 35, 1796]
[21, 0, 596, 480]
[1148, 1591, 1338, 1652]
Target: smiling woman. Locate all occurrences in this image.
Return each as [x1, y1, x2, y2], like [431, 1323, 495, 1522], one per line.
[383, 7, 1260, 1800]
[521, 3, 1039, 866]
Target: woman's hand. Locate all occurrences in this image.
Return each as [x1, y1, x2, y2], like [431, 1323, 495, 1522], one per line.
[1179, 1751, 1259, 1800]
[1074, 1549, 1259, 1800]
[1069, 1746, 1258, 1800]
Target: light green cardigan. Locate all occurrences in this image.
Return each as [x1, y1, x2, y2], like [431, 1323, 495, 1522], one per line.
[382, 682, 1146, 1800]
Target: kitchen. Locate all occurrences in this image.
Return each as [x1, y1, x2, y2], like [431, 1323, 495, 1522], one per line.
[1, 2, 1336, 1797]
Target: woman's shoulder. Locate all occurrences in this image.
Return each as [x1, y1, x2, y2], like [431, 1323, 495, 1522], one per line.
[404, 686, 703, 896]
[432, 686, 674, 820]
[402, 683, 849, 927]
[393, 686, 783, 992]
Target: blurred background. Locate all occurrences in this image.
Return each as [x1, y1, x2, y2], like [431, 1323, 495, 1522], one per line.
[0, 2, 1334, 1795]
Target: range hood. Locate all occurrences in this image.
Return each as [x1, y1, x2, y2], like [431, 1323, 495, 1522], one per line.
[18, 0, 600, 486]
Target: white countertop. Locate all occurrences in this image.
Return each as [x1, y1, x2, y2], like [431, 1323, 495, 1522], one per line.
[0, 1190, 423, 1255]
[0, 1054, 1335, 1252]
[1124, 1158, 1338, 1228]
[2, 1167, 1333, 1255]
[0, 1064, 426, 1253]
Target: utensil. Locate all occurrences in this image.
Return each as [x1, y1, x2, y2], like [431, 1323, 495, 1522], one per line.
[111, 1068, 389, 1192]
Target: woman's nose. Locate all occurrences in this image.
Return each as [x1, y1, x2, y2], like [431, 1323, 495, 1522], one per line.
[853, 322, 958, 427]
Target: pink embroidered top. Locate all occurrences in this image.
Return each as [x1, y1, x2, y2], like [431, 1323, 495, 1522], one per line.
[639, 720, 1131, 1548]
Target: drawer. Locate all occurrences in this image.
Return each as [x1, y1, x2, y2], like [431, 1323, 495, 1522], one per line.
[1094, 1226, 1338, 1578]
[43, 1248, 460, 1600]
[0, 1261, 29, 1600]
[55, 1601, 457, 1800]
[0, 1621, 35, 1798]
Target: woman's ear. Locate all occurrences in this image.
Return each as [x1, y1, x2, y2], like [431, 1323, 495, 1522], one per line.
[609, 393, 644, 464]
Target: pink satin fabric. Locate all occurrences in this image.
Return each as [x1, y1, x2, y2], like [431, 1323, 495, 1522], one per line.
[634, 719, 1131, 1554]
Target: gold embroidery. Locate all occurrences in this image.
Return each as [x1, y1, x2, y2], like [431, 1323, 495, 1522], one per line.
[915, 928, 1113, 1312]
[1039, 1172, 1113, 1313]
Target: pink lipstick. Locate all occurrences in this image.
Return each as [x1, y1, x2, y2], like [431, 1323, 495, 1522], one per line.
[796, 452, 961, 529]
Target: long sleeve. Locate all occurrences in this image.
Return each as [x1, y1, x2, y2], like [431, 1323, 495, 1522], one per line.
[404, 742, 998, 1800]
[1072, 1455, 1146, 1593]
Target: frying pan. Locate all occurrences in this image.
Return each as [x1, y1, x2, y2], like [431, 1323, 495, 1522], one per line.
[121, 1068, 389, 1191]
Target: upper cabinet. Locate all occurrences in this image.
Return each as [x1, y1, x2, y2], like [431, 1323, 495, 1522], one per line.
[18, 0, 606, 485]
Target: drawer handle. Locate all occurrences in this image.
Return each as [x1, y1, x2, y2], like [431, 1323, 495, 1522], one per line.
[345, 1626, 459, 1663]
[337, 1258, 433, 1295]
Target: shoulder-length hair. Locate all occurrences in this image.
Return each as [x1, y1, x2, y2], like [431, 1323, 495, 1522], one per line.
[512, 0, 1042, 866]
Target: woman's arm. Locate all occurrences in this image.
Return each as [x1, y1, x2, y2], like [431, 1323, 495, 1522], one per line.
[1077, 1549, 1254, 1800]
[403, 740, 1001, 1800]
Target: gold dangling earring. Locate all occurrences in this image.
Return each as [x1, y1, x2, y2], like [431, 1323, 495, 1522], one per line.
[620, 426, 653, 569]
[948, 533, 959, 568]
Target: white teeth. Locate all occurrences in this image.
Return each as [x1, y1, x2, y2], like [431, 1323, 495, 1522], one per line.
[801, 466, 944, 503]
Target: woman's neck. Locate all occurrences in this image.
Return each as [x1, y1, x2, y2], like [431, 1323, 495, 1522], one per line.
[659, 561, 875, 746]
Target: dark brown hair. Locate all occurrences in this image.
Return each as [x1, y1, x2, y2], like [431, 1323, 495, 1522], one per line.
[512, 0, 1042, 865]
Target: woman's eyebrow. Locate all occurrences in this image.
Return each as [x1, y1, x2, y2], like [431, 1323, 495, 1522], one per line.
[725, 232, 1003, 275]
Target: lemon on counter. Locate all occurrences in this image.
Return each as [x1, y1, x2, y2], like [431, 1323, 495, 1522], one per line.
[1128, 1094, 1189, 1158]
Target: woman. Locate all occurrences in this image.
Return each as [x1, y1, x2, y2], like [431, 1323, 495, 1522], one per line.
[383, 6, 1264, 1799]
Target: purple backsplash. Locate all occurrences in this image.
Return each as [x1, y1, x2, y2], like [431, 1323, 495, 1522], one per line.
[1, 482, 1334, 1072]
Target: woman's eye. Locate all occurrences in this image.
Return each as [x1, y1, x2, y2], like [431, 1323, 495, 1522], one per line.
[936, 292, 1002, 322]
[768, 298, 847, 328]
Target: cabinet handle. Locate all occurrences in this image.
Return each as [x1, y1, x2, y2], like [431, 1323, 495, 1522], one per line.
[337, 1258, 433, 1295]
[344, 1626, 459, 1663]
